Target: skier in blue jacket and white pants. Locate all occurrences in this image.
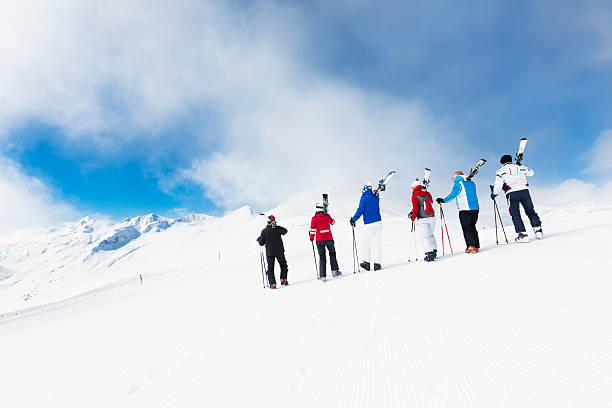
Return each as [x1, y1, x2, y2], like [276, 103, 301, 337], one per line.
[436, 171, 481, 253]
[350, 183, 382, 270]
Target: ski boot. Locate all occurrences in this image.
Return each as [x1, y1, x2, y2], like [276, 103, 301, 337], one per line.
[515, 232, 530, 243]
[332, 270, 342, 278]
[534, 227, 543, 240]
[424, 251, 435, 262]
[373, 263, 382, 271]
[281, 279, 288, 286]
[269, 284, 277, 289]
[360, 261, 371, 271]
[319, 276, 327, 283]
[433, 249, 438, 259]
[467, 246, 479, 254]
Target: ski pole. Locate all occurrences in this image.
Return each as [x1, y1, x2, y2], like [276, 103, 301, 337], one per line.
[413, 221, 419, 261]
[490, 186, 499, 245]
[495, 200, 509, 243]
[352, 224, 360, 273]
[409, 220, 418, 261]
[311, 240, 319, 279]
[494, 200, 499, 245]
[439, 204, 454, 255]
[259, 250, 267, 288]
[439, 205, 445, 256]
[408, 220, 414, 261]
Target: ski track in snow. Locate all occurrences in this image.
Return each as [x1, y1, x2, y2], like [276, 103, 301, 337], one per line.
[1, 194, 612, 407]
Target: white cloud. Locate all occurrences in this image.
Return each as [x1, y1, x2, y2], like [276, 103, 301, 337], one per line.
[584, 129, 612, 175]
[0, 1, 465, 210]
[0, 156, 78, 233]
[532, 178, 612, 208]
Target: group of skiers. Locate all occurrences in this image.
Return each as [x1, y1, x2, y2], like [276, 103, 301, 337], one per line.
[257, 154, 543, 289]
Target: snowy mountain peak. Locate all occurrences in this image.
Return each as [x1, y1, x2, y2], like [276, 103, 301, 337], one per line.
[70, 216, 95, 234]
[175, 213, 217, 224]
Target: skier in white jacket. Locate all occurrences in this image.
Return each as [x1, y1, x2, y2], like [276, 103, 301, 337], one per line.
[491, 155, 543, 242]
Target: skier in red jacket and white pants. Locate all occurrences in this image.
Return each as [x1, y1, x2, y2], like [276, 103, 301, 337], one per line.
[410, 179, 438, 262]
[310, 203, 341, 281]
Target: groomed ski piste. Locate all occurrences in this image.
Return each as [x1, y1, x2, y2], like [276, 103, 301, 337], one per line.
[1, 184, 612, 407]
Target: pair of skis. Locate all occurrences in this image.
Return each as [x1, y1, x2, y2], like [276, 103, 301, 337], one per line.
[374, 171, 396, 196]
[466, 138, 527, 181]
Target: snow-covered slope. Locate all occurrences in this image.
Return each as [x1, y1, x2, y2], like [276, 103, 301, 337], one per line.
[1, 189, 612, 407]
[0, 213, 217, 311]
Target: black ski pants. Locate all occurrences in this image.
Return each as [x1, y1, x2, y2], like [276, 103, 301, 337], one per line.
[459, 210, 480, 249]
[266, 253, 288, 285]
[316, 240, 339, 278]
[507, 189, 541, 233]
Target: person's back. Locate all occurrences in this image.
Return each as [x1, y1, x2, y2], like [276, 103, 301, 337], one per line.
[311, 212, 334, 241]
[258, 225, 287, 256]
[354, 189, 381, 224]
[494, 163, 534, 194]
[446, 175, 479, 211]
[411, 185, 435, 219]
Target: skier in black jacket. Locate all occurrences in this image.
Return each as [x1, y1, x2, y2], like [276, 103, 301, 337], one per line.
[257, 215, 289, 289]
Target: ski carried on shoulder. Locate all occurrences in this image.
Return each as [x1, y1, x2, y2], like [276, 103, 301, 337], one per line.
[374, 171, 396, 196]
[516, 138, 528, 165]
[465, 159, 486, 181]
[423, 168, 431, 189]
[322, 193, 329, 214]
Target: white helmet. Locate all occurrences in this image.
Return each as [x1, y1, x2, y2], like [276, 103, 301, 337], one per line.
[315, 202, 325, 211]
[411, 178, 422, 188]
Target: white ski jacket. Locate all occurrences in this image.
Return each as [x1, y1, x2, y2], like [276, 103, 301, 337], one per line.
[493, 163, 534, 195]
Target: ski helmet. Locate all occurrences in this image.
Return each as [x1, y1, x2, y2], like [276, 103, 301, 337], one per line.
[411, 178, 422, 188]
[315, 203, 325, 211]
[500, 155, 512, 165]
[362, 182, 373, 193]
[268, 215, 275, 222]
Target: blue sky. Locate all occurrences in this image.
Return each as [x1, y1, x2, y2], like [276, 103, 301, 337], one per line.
[1, 0, 612, 226]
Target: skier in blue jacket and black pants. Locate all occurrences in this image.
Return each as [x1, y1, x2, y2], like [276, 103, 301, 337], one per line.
[350, 182, 383, 270]
[436, 171, 480, 253]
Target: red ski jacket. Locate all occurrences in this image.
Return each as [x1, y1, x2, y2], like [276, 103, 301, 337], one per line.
[310, 212, 335, 241]
[411, 186, 435, 221]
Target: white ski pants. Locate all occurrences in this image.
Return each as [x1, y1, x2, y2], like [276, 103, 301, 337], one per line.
[363, 221, 382, 264]
[416, 217, 437, 253]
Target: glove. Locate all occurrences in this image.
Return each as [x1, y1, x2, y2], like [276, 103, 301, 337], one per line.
[310, 236, 314, 241]
[490, 193, 497, 200]
[408, 211, 413, 219]
[349, 218, 356, 227]
[436, 198, 444, 204]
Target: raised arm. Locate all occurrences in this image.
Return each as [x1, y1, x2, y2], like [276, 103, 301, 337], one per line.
[443, 181, 462, 202]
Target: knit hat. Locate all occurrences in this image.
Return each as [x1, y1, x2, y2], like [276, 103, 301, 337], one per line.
[500, 155, 512, 165]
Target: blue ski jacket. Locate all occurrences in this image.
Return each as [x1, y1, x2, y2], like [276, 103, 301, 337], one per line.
[351, 190, 381, 225]
[443, 175, 479, 211]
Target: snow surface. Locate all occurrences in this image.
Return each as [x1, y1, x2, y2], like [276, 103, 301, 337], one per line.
[1, 188, 612, 407]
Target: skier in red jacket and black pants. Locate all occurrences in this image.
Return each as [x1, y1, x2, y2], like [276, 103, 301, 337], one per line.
[410, 179, 438, 262]
[310, 203, 341, 281]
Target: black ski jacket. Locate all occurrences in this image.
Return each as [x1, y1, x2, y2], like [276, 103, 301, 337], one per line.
[257, 225, 288, 256]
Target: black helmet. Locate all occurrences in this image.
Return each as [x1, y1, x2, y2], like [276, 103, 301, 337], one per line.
[500, 155, 512, 165]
